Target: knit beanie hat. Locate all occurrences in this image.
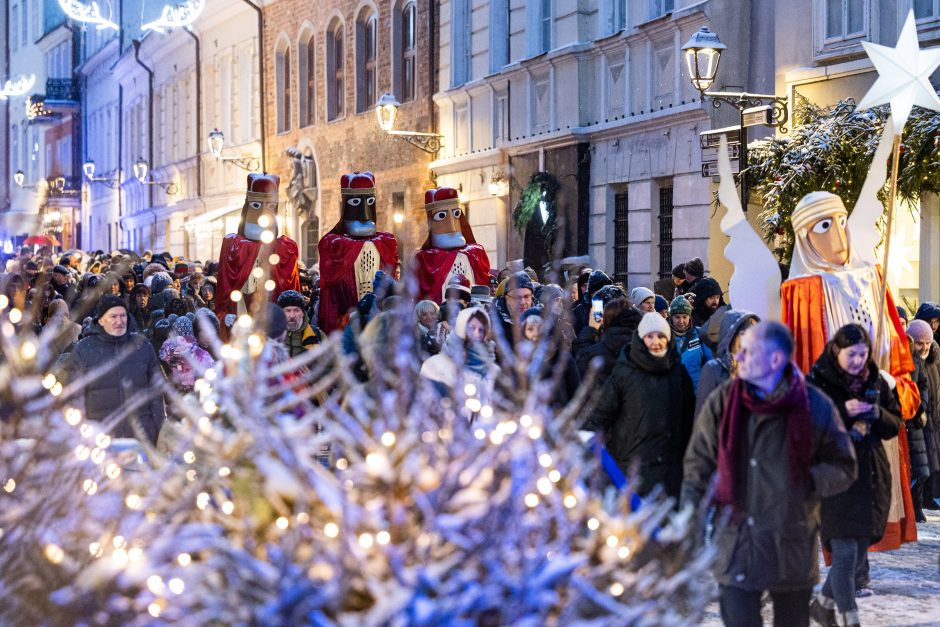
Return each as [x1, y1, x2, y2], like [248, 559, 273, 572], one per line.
[266, 303, 287, 340]
[150, 271, 173, 294]
[669, 295, 693, 316]
[195, 308, 220, 332]
[638, 311, 671, 340]
[587, 270, 613, 297]
[630, 287, 655, 306]
[907, 319, 933, 343]
[685, 257, 705, 278]
[276, 289, 306, 310]
[95, 295, 128, 320]
[507, 271, 534, 294]
[53, 264, 70, 276]
[654, 295, 669, 314]
[690, 277, 723, 301]
[593, 284, 626, 307]
[172, 316, 194, 338]
[520, 307, 543, 324]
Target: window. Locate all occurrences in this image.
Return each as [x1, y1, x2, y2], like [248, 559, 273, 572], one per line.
[401, 2, 417, 102]
[658, 186, 674, 280]
[649, 0, 675, 19]
[540, 0, 552, 53]
[613, 191, 629, 285]
[276, 42, 292, 133]
[357, 12, 378, 113]
[452, 0, 471, 87]
[490, 1, 510, 72]
[11, 4, 18, 50]
[915, 0, 940, 18]
[327, 21, 345, 120]
[532, 73, 550, 132]
[299, 34, 316, 127]
[304, 219, 319, 266]
[825, 0, 864, 40]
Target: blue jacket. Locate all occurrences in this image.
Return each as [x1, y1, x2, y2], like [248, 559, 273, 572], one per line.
[672, 325, 712, 390]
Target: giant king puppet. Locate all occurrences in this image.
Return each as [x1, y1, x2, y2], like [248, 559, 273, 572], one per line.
[317, 172, 400, 333]
[414, 187, 490, 301]
[715, 123, 919, 552]
[215, 173, 300, 320]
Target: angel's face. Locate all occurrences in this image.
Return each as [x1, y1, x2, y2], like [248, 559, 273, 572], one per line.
[807, 213, 849, 266]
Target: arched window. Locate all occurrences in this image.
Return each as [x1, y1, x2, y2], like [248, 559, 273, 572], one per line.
[327, 20, 345, 121]
[276, 40, 292, 133]
[356, 11, 378, 113]
[299, 32, 316, 127]
[400, 2, 417, 102]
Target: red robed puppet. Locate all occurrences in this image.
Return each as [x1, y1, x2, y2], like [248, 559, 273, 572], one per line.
[413, 187, 490, 302]
[215, 173, 300, 322]
[317, 172, 399, 333]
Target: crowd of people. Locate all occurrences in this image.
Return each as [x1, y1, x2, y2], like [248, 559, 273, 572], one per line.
[2, 245, 939, 627]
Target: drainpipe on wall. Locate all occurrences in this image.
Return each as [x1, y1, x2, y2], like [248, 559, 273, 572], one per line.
[183, 27, 203, 200]
[132, 39, 156, 248]
[427, 0, 438, 148]
[4, 0, 11, 212]
[235, 0, 265, 171]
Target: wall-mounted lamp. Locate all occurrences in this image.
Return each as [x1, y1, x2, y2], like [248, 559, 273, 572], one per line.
[134, 157, 179, 195]
[13, 170, 46, 191]
[488, 173, 507, 196]
[207, 128, 260, 171]
[82, 160, 120, 189]
[375, 93, 443, 156]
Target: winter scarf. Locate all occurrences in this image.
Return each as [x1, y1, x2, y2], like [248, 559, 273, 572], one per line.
[715, 364, 813, 510]
[441, 331, 492, 378]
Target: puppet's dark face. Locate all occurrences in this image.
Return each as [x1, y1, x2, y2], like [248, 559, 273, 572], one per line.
[240, 198, 279, 241]
[428, 203, 466, 249]
[343, 193, 377, 237]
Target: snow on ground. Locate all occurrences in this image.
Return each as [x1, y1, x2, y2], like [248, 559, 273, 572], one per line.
[700, 510, 940, 626]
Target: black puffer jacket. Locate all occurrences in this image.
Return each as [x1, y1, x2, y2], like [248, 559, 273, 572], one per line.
[61, 324, 167, 444]
[586, 332, 695, 497]
[807, 350, 900, 546]
[920, 341, 940, 475]
[908, 349, 931, 480]
[573, 308, 642, 382]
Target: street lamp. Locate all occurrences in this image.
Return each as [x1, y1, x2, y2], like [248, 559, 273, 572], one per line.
[683, 27, 789, 209]
[206, 128, 260, 171]
[134, 157, 179, 195]
[82, 160, 120, 189]
[375, 92, 443, 156]
[13, 169, 45, 191]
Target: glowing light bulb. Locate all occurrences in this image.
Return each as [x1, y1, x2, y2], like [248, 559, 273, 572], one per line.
[587, 517, 600, 530]
[112, 548, 128, 567]
[2, 479, 14, 493]
[336, 458, 348, 470]
[606, 535, 619, 547]
[466, 398, 482, 413]
[168, 577, 185, 594]
[105, 463, 121, 479]
[480, 405, 493, 418]
[237, 314, 252, 328]
[51, 382, 63, 396]
[464, 383, 477, 396]
[260, 230, 275, 244]
[548, 469, 561, 483]
[126, 494, 143, 510]
[610, 582, 624, 596]
[269, 254, 280, 265]
[528, 426, 542, 440]
[75, 445, 90, 460]
[536, 477, 552, 495]
[43, 374, 57, 390]
[89, 542, 103, 557]
[380, 431, 396, 447]
[218, 466, 231, 477]
[112, 536, 126, 549]
[183, 451, 196, 464]
[20, 341, 36, 359]
[474, 428, 486, 440]
[230, 290, 243, 303]
[148, 603, 161, 617]
[147, 575, 165, 595]
[82, 479, 98, 495]
[44, 544, 64, 564]
[258, 215, 271, 228]
[296, 512, 309, 524]
[538, 453, 552, 468]
[251, 266, 264, 279]
[264, 279, 276, 291]
[618, 546, 631, 559]
[221, 501, 235, 515]
[9, 308, 22, 324]
[275, 517, 289, 530]
[563, 494, 577, 508]
[128, 547, 144, 562]
[95, 433, 111, 449]
[489, 431, 504, 445]
[64, 407, 81, 425]
[520, 414, 533, 428]
[524, 493, 539, 508]
[324, 523, 339, 538]
[358, 533, 374, 549]
[376, 530, 391, 545]
[196, 493, 210, 509]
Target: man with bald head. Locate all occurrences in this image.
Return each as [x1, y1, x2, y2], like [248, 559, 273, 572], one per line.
[683, 321, 856, 627]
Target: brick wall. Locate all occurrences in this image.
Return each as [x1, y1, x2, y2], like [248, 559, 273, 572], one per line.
[263, 0, 438, 261]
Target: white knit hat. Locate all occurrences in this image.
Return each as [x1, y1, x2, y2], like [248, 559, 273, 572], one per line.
[631, 287, 655, 306]
[637, 311, 671, 340]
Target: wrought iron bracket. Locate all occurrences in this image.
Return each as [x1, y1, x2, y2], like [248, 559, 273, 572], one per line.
[218, 156, 261, 172]
[387, 130, 443, 156]
[703, 91, 789, 133]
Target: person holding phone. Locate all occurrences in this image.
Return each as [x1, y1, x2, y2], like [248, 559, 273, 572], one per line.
[807, 324, 902, 627]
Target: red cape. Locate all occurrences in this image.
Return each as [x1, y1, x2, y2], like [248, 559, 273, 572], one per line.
[413, 244, 490, 302]
[317, 231, 399, 333]
[215, 234, 300, 320]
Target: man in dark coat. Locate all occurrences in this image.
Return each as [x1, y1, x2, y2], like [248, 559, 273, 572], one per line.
[908, 319, 940, 510]
[688, 276, 726, 329]
[682, 321, 856, 627]
[61, 295, 166, 444]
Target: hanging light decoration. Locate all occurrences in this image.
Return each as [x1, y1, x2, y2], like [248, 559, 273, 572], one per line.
[58, 1, 119, 31]
[0, 74, 35, 100]
[142, 0, 206, 34]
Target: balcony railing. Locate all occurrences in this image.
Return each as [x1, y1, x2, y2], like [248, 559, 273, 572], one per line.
[46, 78, 79, 102]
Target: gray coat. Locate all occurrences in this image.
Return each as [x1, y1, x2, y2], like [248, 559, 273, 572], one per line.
[681, 375, 857, 592]
[62, 324, 166, 444]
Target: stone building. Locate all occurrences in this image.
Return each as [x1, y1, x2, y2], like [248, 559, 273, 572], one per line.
[262, 0, 440, 268]
[432, 0, 776, 287]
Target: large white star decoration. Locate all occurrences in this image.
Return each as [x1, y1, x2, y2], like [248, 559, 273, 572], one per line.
[858, 9, 940, 135]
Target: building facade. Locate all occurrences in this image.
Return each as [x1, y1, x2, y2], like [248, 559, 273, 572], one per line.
[431, 0, 776, 287]
[774, 0, 940, 305]
[261, 0, 438, 268]
[1, 0, 81, 250]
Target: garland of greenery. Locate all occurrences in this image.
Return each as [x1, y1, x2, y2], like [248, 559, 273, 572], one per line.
[512, 171, 560, 254]
[747, 96, 940, 262]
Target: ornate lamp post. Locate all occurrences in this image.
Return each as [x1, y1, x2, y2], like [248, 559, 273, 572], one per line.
[134, 157, 179, 195]
[207, 129, 260, 171]
[82, 160, 120, 189]
[375, 93, 442, 156]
